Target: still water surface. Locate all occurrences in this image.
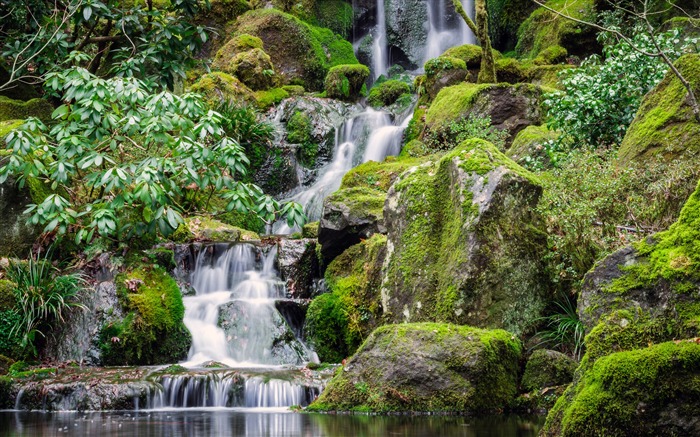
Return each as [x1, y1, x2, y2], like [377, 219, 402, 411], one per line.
[0, 410, 543, 437]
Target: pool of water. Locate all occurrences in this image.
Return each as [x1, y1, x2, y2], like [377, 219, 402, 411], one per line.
[0, 410, 544, 436]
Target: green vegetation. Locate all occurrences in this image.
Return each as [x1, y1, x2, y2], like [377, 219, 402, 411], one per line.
[100, 261, 191, 365]
[286, 110, 319, 167]
[367, 80, 412, 108]
[522, 349, 577, 392]
[316, 0, 354, 39]
[533, 294, 585, 360]
[423, 114, 509, 152]
[0, 97, 53, 122]
[324, 64, 370, 101]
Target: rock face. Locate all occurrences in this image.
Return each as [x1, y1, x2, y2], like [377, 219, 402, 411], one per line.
[618, 54, 700, 164]
[318, 187, 387, 264]
[381, 139, 549, 335]
[425, 83, 547, 147]
[277, 238, 320, 299]
[308, 323, 522, 412]
[385, 0, 428, 69]
[521, 349, 577, 392]
[0, 176, 39, 257]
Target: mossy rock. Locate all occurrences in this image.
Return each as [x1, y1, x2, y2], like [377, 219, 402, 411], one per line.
[399, 139, 430, 158]
[308, 323, 523, 413]
[0, 96, 53, 122]
[425, 82, 548, 146]
[487, 0, 538, 51]
[253, 87, 290, 110]
[174, 217, 260, 243]
[534, 45, 568, 65]
[316, 0, 354, 39]
[271, 0, 316, 22]
[286, 110, 318, 167]
[495, 58, 526, 84]
[515, 0, 599, 60]
[541, 340, 700, 436]
[0, 119, 23, 139]
[324, 64, 370, 101]
[441, 44, 503, 70]
[523, 64, 573, 89]
[301, 221, 319, 238]
[339, 156, 425, 192]
[99, 265, 191, 365]
[423, 57, 468, 100]
[367, 79, 412, 107]
[233, 9, 358, 91]
[229, 49, 278, 91]
[189, 72, 255, 106]
[0, 175, 41, 257]
[305, 234, 387, 362]
[522, 349, 577, 392]
[506, 124, 559, 168]
[618, 54, 700, 164]
[381, 139, 549, 335]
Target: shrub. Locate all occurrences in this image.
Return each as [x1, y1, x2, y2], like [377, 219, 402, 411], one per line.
[423, 114, 509, 152]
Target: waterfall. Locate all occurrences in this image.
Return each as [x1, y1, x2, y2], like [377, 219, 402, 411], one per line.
[424, 0, 476, 64]
[372, 0, 388, 80]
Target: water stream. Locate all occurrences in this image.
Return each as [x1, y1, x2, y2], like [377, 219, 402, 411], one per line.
[424, 0, 476, 64]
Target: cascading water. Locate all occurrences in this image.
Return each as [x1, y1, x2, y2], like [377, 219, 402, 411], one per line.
[424, 0, 476, 64]
[147, 243, 321, 409]
[371, 0, 388, 80]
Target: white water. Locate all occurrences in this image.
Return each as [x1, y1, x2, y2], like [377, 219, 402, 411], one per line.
[372, 0, 389, 80]
[424, 0, 476, 64]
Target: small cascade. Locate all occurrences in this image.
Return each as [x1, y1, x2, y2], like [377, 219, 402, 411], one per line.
[424, 0, 476, 64]
[244, 377, 319, 408]
[371, 0, 389, 80]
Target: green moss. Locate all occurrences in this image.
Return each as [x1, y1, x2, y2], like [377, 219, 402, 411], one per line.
[506, 124, 559, 168]
[325, 187, 386, 219]
[316, 0, 354, 39]
[282, 85, 305, 95]
[424, 56, 467, 77]
[324, 64, 370, 101]
[189, 72, 255, 106]
[522, 349, 577, 392]
[253, 87, 289, 109]
[340, 156, 425, 192]
[523, 64, 572, 88]
[543, 341, 700, 436]
[180, 216, 260, 242]
[302, 221, 319, 238]
[618, 54, 700, 163]
[286, 110, 319, 167]
[515, 0, 596, 59]
[0, 119, 22, 140]
[367, 80, 412, 108]
[99, 264, 191, 365]
[487, 0, 537, 52]
[306, 234, 388, 363]
[534, 45, 568, 65]
[441, 44, 486, 69]
[424, 83, 490, 127]
[0, 96, 53, 122]
[496, 58, 525, 83]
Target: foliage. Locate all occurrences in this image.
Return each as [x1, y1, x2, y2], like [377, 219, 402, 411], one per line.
[0, 0, 210, 91]
[533, 294, 585, 360]
[537, 148, 700, 292]
[367, 80, 411, 108]
[216, 101, 274, 177]
[423, 114, 509, 151]
[545, 22, 688, 148]
[4, 249, 85, 356]
[0, 66, 304, 245]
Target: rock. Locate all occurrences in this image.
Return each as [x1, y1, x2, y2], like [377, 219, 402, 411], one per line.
[495, 58, 526, 84]
[423, 57, 468, 100]
[307, 323, 522, 412]
[324, 64, 370, 101]
[618, 54, 700, 164]
[385, 0, 428, 70]
[218, 300, 309, 365]
[425, 82, 548, 147]
[192, 0, 251, 57]
[305, 234, 387, 362]
[277, 238, 320, 299]
[318, 186, 387, 264]
[381, 139, 549, 335]
[487, 0, 537, 51]
[521, 349, 577, 392]
[506, 124, 559, 169]
[515, 0, 599, 59]
[302, 221, 319, 238]
[0, 175, 40, 257]
[540, 340, 700, 436]
[212, 34, 278, 90]
[0, 96, 53, 122]
[189, 72, 256, 106]
[174, 217, 260, 243]
[233, 9, 358, 91]
[367, 79, 412, 108]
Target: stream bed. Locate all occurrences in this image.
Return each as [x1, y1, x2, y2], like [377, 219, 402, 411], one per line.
[0, 410, 544, 436]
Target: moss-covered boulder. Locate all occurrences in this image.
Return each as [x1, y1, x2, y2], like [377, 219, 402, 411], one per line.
[189, 72, 255, 106]
[233, 9, 358, 91]
[618, 54, 700, 164]
[522, 349, 577, 392]
[316, 0, 354, 39]
[515, 0, 598, 60]
[380, 139, 549, 335]
[423, 56, 468, 100]
[305, 234, 387, 362]
[302, 221, 319, 238]
[99, 264, 191, 365]
[324, 64, 370, 101]
[541, 340, 700, 436]
[192, 0, 251, 56]
[0, 96, 52, 122]
[506, 124, 559, 168]
[367, 79, 412, 107]
[173, 217, 260, 243]
[0, 175, 40, 257]
[277, 238, 320, 299]
[212, 34, 279, 90]
[385, 0, 429, 69]
[308, 323, 522, 412]
[488, 0, 537, 51]
[424, 82, 548, 147]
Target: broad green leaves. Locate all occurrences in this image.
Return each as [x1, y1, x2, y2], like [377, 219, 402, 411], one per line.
[0, 66, 305, 244]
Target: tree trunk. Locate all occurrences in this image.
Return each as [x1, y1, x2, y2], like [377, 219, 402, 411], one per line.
[452, 0, 497, 83]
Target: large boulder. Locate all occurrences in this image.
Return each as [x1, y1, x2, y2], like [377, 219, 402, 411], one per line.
[618, 54, 700, 164]
[189, 72, 256, 106]
[521, 349, 577, 392]
[385, 0, 428, 70]
[506, 124, 559, 169]
[232, 9, 359, 90]
[0, 175, 40, 257]
[380, 139, 549, 335]
[423, 56, 468, 100]
[424, 82, 548, 147]
[308, 323, 522, 412]
[277, 238, 320, 299]
[0, 96, 53, 122]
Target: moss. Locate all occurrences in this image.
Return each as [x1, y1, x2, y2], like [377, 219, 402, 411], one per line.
[506, 124, 559, 168]
[487, 0, 537, 52]
[367, 80, 412, 108]
[442, 44, 486, 69]
[189, 72, 255, 106]
[253, 87, 289, 109]
[234, 9, 358, 91]
[340, 156, 425, 192]
[515, 0, 597, 59]
[325, 187, 386, 219]
[522, 349, 577, 392]
[0, 96, 53, 122]
[496, 58, 525, 83]
[316, 0, 354, 39]
[195, 0, 251, 29]
[324, 64, 370, 101]
[399, 139, 429, 158]
[99, 264, 191, 365]
[180, 216, 260, 242]
[523, 64, 572, 89]
[618, 54, 700, 163]
[543, 340, 700, 436]
[0, 119, 22, 140]
[308, 323, 523, 413]
[534, 45, 568, 65]
[306, 234, 388, 363]
[302, 221, 319, 238]
[424, 56, 467, 77]
[286, 110, 318, 167]
[282, 85, 305, 95]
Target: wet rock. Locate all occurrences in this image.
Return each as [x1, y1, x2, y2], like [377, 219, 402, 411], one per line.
[0, 176, 39, 257]
[385, 0, 428, 70]
[277, 238, 320, 299]
[308, 323, 522, 412]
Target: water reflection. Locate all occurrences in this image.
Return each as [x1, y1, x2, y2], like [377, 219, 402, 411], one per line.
[0, 410, 543, 437]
